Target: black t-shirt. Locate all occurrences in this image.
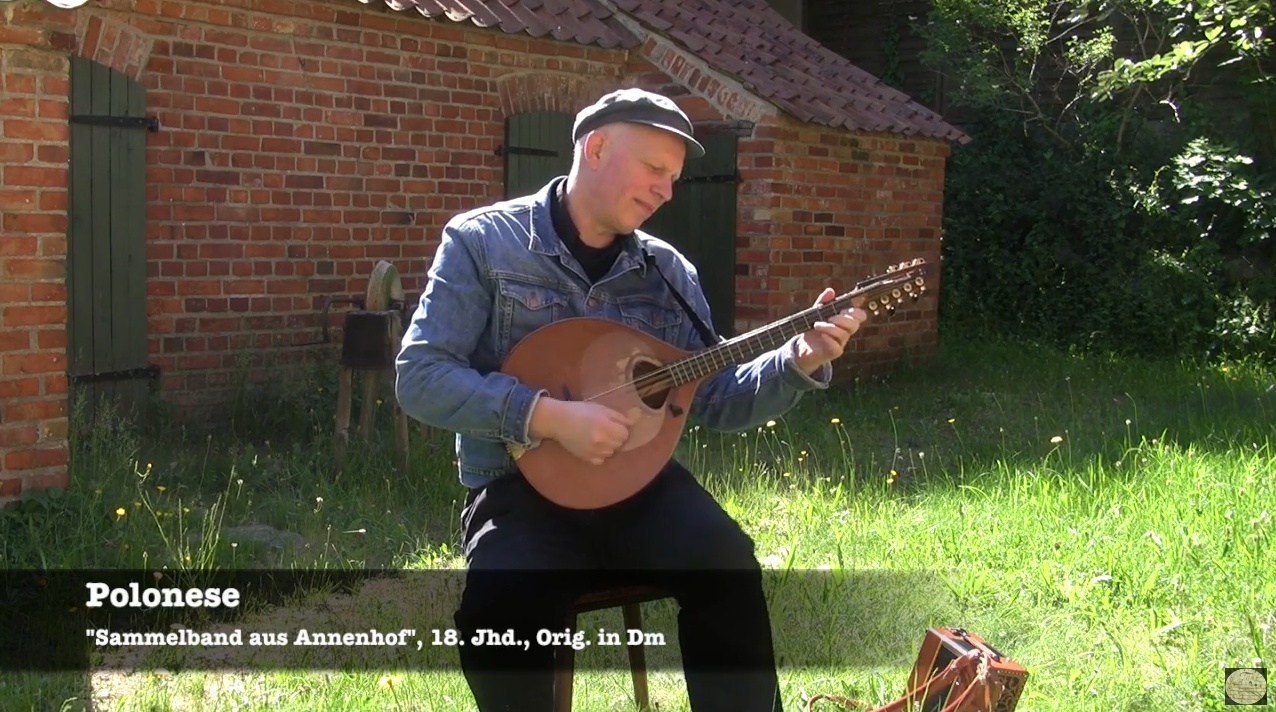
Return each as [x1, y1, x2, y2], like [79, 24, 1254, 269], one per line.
[548, 178, 626, 284]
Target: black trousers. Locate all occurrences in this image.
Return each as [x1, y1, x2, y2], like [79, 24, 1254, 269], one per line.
[453, 460, 782, 712]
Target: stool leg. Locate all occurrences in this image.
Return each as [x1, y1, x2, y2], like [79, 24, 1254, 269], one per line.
[389, 315, 409, 474]
[334, 365, 353, 477]
[554, 614, 577, 712]
[622, 603, 649, 710]
[393, 394, 409, 474]
[359, 369, 378, 435]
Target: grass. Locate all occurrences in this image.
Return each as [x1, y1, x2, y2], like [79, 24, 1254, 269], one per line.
[1, 332, 1273, 712]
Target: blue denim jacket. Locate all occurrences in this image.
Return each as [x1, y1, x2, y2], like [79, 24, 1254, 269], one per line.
[395, 178, 832, 489]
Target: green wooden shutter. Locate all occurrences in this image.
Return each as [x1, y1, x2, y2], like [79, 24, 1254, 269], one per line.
[67, 55, 155, 427]
[502, 111, 574, 199]
[643, 132, 739, 338]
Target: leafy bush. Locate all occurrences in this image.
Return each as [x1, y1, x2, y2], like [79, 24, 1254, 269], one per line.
[920, 0, 1276, 363]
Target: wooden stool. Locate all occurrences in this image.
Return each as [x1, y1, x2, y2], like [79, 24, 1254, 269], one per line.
[554, 585, 669, 712]
[334, 260, 410, 477]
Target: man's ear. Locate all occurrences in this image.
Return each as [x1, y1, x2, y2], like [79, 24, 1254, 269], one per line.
[583, 129, 608, 166]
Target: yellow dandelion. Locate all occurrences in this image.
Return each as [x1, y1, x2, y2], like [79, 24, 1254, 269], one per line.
[114, 507, 126, 519]
[947, 418, 955, 424]
[1050, 435, 1063, 444]
[156, 485, 167, 492]
[378, 674, 401, 688]
[829, 417, 840, 424]
[765, 419, 777, 428]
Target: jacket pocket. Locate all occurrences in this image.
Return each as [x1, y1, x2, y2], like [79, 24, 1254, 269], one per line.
[496, 278, 572, 355]
[616, 295, 684, 345]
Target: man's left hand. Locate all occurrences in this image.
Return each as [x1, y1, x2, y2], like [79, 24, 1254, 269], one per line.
[793, 288, 868, 375]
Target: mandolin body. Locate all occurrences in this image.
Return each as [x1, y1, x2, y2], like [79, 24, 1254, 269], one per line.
[499, 258, 928, 510]
[501, 317, 702, 509]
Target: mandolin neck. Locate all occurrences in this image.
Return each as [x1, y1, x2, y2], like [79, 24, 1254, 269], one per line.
[669, 294, 857, 385]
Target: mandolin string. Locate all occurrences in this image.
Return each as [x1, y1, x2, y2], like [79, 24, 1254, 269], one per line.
[578, 267, 922, 404]
[581, 298, 850, 403]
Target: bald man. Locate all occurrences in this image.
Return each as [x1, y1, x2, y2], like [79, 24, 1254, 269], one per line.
[397, 88, 867, 712]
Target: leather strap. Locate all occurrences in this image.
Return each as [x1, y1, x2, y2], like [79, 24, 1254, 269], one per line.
[640, 242, 722, 348]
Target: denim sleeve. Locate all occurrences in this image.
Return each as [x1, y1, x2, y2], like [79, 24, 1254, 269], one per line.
[394, 218, 545, 448]
[675, 263, 833, 432]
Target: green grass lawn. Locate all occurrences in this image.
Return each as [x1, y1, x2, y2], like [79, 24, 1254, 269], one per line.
[2, 333, 1272, 711]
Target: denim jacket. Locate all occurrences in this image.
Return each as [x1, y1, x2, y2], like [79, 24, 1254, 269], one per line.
[395, 178, 832, 489]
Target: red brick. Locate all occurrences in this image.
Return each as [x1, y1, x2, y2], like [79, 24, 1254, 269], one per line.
[4, 399, 64, 422]
[0, 426, 39, 448]
[0, 238, 38, 258]
[3, 212, 65, 233]
[3, 166, 64, 188]
[0, 478, 21, 498]
[0, 26, 44, 46]
[0, 189, 39, 210]
[0, 377, 40, 399]
[3, 352, 64, 375]
[3, 305, 65, 327]
[4, 447, 67, 471]
[3, 120, 65, 141]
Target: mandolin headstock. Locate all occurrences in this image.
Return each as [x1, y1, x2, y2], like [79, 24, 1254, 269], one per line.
[851, 257, 928, 317]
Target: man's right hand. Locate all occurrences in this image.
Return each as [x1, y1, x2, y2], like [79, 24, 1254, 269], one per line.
[529, 398, 633, 465]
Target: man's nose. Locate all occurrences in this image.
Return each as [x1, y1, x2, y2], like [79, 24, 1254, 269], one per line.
[653, 176, 673, 202]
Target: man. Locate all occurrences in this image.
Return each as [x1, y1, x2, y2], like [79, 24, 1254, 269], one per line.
[396, 88, 868, 712]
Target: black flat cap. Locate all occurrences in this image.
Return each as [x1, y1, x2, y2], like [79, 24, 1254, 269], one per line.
[572, 88, 706, 158]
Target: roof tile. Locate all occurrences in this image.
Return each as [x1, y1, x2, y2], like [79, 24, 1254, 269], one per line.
[367, 0, 967, 142]
[380, 0, 642, 48]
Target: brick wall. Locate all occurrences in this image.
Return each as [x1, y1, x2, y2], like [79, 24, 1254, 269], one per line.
[624, 35, 949, 380]
[0, 1, 77, 499]
[0, 0, 949, 502]
[737, 119, 949, 379]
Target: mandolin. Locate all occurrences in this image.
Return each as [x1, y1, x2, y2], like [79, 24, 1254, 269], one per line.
[502, 258, 928, 509]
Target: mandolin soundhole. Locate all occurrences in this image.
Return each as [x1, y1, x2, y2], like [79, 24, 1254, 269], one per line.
[630, 359, 671, 410]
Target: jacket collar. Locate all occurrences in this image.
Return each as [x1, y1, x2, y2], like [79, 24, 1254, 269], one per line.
[526, 177, 650, 279]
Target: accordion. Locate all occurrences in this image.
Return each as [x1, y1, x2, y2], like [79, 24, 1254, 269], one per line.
[903, 627, 1029, 712]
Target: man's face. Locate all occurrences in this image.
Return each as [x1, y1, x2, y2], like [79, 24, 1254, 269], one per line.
[591, 123, 686, 234]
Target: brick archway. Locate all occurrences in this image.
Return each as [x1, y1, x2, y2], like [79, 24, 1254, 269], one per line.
[74, 11, 155, 81]
[495, 72, 621, 120]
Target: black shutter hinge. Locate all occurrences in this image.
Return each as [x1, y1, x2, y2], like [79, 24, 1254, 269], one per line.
[68, 364, 162, 385]
[69, 114, 160, 132]
[494, 144, 559, 157]
[677, 172, 740, 185]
